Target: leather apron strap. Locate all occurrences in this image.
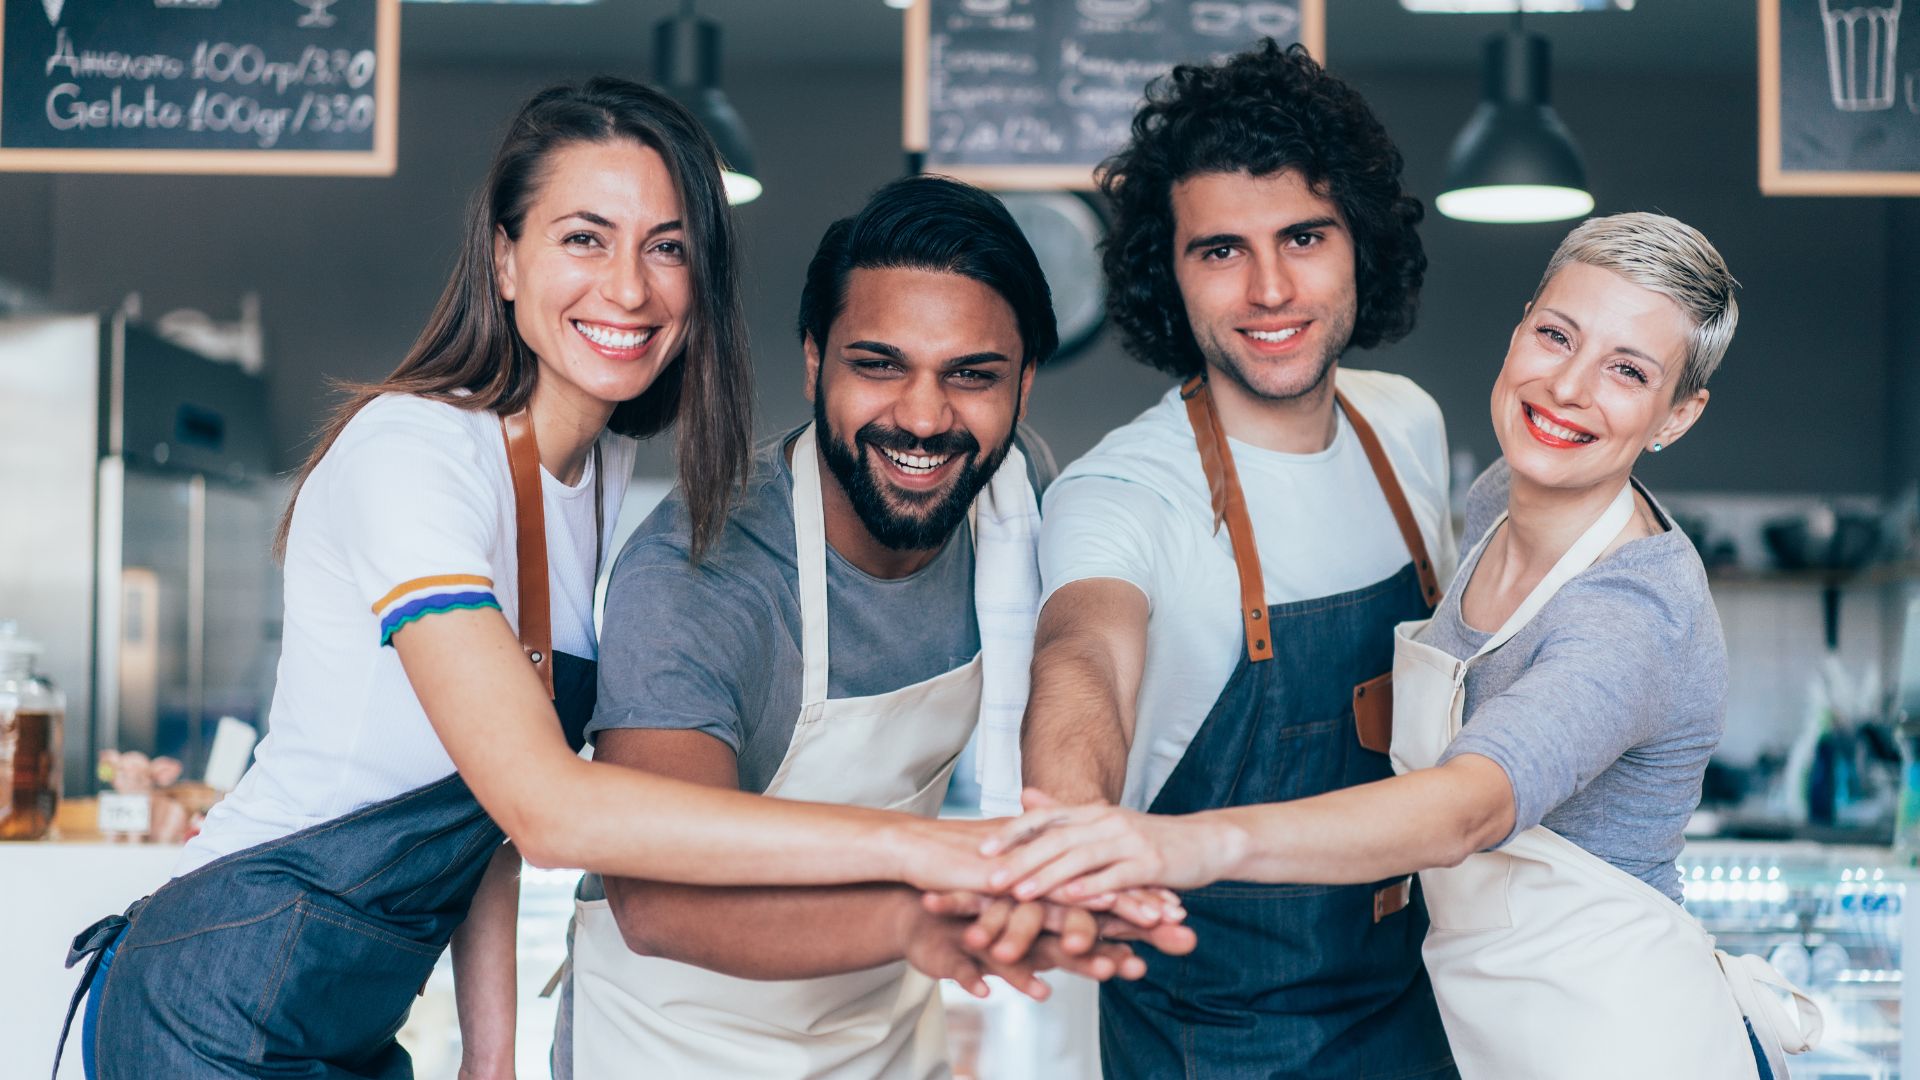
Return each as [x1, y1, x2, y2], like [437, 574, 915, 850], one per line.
[500, 411, 602, 701]
[1180, 376, 1441, 664]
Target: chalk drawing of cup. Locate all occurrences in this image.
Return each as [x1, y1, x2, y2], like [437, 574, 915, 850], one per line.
[1820, 0, 1901, 111]
[960, 0, 1013, 16]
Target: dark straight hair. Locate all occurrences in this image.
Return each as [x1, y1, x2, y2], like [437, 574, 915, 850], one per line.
[275, 76, 753, 560]
[796, 174, 1059, 369]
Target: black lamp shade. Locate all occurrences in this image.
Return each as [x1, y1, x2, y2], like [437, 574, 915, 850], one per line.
[1437, 31, 1593, 223]
[654, 12, 760, 204]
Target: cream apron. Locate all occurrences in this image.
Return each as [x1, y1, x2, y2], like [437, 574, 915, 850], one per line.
[565, 423, 1012, 1080]
[1388, 482, 1821, 1079]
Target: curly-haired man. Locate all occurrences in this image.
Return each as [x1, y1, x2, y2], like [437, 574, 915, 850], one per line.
[1020, 41, 1461, 1079]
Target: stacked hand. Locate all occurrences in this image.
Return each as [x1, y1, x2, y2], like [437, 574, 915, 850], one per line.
[893, 790, 1210, 999]
[981, 789, 1233, 900]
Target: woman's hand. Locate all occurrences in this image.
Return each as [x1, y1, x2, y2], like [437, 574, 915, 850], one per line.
[980, 789, 1244, 901]
[883, 816, 1007, 892]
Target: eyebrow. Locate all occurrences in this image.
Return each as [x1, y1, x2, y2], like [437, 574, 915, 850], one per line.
[1182, 217, 1344, 256]
[1539, 306, 1666, 368]
[552, 212, 684, 238]
[843, 341, 1012, 368]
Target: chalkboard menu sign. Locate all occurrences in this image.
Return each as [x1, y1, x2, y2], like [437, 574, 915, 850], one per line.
[0, 0, 398, 175]
[905, 0, 1322, 189]
[1761, 0, 1920, 194]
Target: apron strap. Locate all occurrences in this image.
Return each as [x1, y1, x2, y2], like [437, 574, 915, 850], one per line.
[791, 424, 833, 708]
[501, 412, 602, 702]
[1180, 377, 1273, 663]
[1337, 390, 1442, 608]
[1471, 482, 1636, 661]
[1180, 376, 1436, 664]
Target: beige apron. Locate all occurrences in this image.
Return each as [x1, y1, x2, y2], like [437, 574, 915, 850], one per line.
[566, 423, 1002, 1079]
[1389, 482, 1821, 1079]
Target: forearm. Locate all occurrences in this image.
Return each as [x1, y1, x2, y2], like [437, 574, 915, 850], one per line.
[1204, 757, 1516, 885]
[508, 756, 949, 883]
[603, 879, 919, 980]
[451, 842, 520, 1078]
[403, 617, 959, 887]
[1021, 633, 1136, 805]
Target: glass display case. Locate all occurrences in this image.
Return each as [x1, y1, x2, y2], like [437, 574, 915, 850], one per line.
[1682, 840, 1920, 1079]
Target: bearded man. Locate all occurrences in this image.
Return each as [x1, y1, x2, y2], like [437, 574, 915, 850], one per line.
[550, 175, 1187, 1080]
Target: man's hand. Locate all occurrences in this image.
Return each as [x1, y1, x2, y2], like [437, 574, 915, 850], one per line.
[897, 898, 1144, 1000]
[922, 890, 1197, 960]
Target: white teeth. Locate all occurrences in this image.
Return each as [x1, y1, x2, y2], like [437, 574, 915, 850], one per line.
[879, 446, 951, 473]
[1526, 405, 1595, 444]
[1245, 327, 1301, 343]
[573, 321, 654, 350]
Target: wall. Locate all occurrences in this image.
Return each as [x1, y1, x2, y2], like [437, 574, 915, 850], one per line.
[3, 45, 1916, 772]
[0, 174, 54, 296]
[4, 60, 1898, 497]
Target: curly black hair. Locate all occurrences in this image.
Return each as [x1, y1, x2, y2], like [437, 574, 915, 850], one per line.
[1098, 40, 1426, 379]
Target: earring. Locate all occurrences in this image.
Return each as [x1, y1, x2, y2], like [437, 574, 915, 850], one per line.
[1650, 442, 1665, 453]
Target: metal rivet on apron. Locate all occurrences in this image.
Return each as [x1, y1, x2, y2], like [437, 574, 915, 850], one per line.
[1255, 639, 1266, 649]
[1356, 685, 1366, 697]
[529, 650, 544, 664]
[1251, 610, 1263, 620]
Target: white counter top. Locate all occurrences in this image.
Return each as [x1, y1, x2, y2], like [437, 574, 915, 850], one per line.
[2, 840, 185, 1080]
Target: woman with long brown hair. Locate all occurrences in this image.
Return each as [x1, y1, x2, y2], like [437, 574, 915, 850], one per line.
[55, 78, 1065, 1080]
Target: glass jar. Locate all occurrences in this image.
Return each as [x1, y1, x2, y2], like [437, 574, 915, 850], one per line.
[0, 623, 64, 840]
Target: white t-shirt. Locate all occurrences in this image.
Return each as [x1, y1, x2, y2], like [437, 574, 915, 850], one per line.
[178, 393, 635, 874]
[1039, 369, 1456, 810]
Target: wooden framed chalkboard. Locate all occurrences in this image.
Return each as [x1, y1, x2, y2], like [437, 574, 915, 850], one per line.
[1760, 0, 1920, 194]
[904, 0, 1324, 190]
[0, 0, 398, 175]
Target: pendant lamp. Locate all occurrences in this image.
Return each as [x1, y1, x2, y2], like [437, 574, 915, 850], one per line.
[654, 1, 761, 205]
[1435, 15, 1593, 224]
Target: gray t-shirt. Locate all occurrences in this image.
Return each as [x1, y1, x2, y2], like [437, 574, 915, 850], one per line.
[1422, 461, 1726, 903]
[586, 425, 1055, 790]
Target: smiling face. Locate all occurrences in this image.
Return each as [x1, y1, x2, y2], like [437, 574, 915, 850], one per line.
[805, 266, 1034, 552]
[493, 138, 692, 425]
[1493, 261, 1709, 494]
[1170, 168, 1358, 403]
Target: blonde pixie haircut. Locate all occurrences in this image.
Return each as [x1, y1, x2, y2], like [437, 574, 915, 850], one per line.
[1531, 212, 1739, 401]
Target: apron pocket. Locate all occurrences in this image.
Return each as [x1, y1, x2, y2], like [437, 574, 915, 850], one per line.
[1420, 853, 1515, 932]
[247, 897, 444, 1070]
[1353, 672, 1394, 754]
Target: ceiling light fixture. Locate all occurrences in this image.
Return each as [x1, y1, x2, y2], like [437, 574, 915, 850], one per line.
[654, 0, 761, 205]
[1435, 13, 1594, 224]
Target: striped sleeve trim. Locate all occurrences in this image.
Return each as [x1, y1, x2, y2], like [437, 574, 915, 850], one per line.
[378, 590, 500, 646]
[371, 574, 495, 615]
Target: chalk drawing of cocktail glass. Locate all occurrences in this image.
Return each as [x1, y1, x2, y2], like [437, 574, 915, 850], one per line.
[1821, 0, 1901, 111]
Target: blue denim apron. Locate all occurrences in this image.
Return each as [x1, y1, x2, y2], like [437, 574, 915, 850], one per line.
[56, 412, 599, 1080]
[1099, 378, 1455, 1080]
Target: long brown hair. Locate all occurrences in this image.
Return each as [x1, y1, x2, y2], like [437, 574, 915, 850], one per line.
[275, 76, 752, 560]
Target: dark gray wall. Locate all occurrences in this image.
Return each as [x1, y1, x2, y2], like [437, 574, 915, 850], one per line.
[1891, 201, 1920, 493]
[0, 58, 1909, 496]
[1350, 68, 1895, 496]
[0, 174, 54, 295]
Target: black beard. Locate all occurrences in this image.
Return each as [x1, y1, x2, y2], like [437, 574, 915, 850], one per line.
[812, 397, 1009, 552]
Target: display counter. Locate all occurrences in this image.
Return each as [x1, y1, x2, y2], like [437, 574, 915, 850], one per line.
[1682, 840, 1920, 1079]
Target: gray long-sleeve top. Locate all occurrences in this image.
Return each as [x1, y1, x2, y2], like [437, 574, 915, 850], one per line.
[1422, 461, 1726, 903]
